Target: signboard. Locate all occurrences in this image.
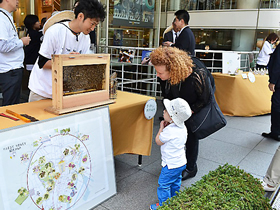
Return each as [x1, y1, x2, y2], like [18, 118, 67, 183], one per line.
[144, 99, 157, 120]
[0, 107, 116, 210]
[113, 0, 154, 28]
[222, 52, 241, 74]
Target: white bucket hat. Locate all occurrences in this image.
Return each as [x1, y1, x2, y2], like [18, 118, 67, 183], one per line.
[163, 98, 192, 128]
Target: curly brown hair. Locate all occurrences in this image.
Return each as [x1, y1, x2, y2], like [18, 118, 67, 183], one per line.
[150, 47, 193, 85]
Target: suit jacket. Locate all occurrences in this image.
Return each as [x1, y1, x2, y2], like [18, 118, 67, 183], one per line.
[268, 44, 280, 88]
[163, 30, 173, 43]
[172, 26, 195, 56]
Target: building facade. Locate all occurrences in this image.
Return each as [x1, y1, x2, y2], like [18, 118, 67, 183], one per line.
[14, 0, 280, 51]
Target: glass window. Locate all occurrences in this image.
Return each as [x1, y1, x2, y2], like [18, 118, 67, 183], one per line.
[13, 0, 28, 38]
[166, 0, 237, 11]
[99, 0, 159, 48]
[192, 29, 233, 50]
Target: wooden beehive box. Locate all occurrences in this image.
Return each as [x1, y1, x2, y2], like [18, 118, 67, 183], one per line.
[45, 54, 114, 115]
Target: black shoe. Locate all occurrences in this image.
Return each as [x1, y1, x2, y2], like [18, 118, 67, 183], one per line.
[262, 132, 271, 138]
[262, 132, 280, 141]
[182, 165, 197, 181]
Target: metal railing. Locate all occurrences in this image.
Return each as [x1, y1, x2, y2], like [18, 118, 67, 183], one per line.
[195, 49, 259, 73]
[98, 46, 259, 98]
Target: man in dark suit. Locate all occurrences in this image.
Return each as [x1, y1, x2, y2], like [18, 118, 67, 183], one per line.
[163, 10, 195, 56]
[262, 44, 280, 141]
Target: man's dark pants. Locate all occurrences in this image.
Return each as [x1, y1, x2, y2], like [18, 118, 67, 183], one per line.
[0, 68, 23, 106]
[271, 88, 280, 136]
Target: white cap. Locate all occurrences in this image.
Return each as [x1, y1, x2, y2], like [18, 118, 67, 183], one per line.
[163, 98, 192, 128]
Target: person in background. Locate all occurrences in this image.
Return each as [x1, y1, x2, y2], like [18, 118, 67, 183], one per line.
[23, 14, 43, 71]
[0, 0, 31, 106]
[249, 52, 255, 69]
[256, 32, 279, 69]
[261, 146, 280, 192]
[40, 17, 47, 29]
[28, 0, 106, 102]
[163, 10, 195, 56]
[150, 47, 211, 181]
[150, 98, 192, 210]
[262, 42, 280, 141]
[38, 17, 47, 41]
[163, 18, 179, 45]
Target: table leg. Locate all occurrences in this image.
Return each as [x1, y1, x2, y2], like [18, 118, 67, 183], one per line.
[138, 155, 142, 167]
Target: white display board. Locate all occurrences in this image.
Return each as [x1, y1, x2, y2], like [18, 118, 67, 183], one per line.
[222, 52, 241, 74]
[0, 106, 116, 210]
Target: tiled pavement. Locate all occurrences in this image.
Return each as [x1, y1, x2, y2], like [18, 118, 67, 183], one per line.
[92, 99, 278, 210]
[0, 96, 277, 210]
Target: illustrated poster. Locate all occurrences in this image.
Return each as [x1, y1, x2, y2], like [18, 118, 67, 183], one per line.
[0, 107, 116, 210]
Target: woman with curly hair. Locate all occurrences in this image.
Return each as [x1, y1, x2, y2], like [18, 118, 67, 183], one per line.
[149, 46, 211, 195]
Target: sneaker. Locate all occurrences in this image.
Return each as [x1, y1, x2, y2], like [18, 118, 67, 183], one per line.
[261, 180, 276, 192]
[150, 203, 160, 210]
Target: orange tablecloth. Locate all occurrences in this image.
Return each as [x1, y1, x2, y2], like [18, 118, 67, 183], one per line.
[212, 73, 272, 116]
[0, 91, 154, 156]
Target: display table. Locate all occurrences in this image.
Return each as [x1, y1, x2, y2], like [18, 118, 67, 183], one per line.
[0, 91, 154, 156]
[212, 73, 272, 116]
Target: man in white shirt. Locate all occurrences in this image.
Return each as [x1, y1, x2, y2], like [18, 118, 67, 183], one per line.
[28, 0, 106, 102]
[0, 0, 30, 106]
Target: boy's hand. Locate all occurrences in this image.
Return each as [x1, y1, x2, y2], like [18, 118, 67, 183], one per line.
[160, 120, 169, 129]
[163, 121, 170, 127]
[159, 120, 165, 129]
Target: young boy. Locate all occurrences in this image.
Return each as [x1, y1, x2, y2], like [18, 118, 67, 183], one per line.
[150, 98, 192, 210]
[28, 0, 106, 102]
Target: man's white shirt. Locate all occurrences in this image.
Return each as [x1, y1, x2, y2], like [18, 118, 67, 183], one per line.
[29, 22, 91, 98]
[0, 8, 24, 73]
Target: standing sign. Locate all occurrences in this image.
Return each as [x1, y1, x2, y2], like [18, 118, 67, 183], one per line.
[222, 52, 241, 74]
[144, 99, 157, 120]
[113, 0, 155, 28]
[0, 107, 116, 210]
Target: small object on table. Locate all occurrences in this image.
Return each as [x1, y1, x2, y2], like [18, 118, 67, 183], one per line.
[6, 109, 31, 123]
[20, 114, 39, 122]
[0, 113, 19, 121]
[248, 72, 256, 83]
[109, 72, 118, 100]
